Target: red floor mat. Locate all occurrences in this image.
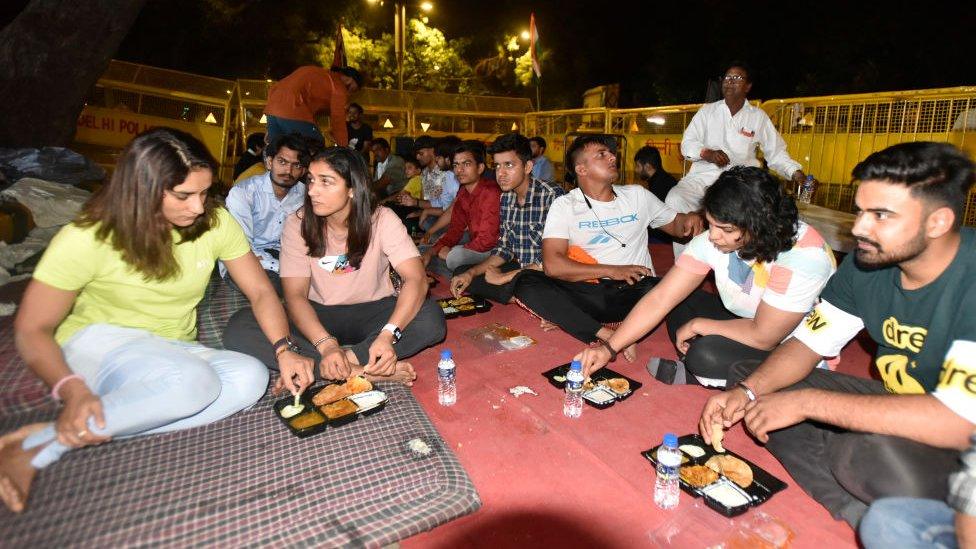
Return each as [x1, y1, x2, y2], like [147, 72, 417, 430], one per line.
[401, 244, 865, 548]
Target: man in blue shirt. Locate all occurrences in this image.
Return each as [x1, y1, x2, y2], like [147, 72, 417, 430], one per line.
[529, 136, 555, 181]
[223, 133, 310, 295]
[450, 133, 565, 304]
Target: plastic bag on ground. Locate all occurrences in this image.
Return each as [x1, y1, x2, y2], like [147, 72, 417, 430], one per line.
[1, 178, 90, 228]
[0, 147, 105, 187]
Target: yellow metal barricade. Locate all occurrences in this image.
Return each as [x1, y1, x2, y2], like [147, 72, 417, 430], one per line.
[524, 108, 610, 181]
[236, 82, 531, 158]
[70, 60, 976, 225]
[73, 60, 236, 181]
[761, 88, 976, 217]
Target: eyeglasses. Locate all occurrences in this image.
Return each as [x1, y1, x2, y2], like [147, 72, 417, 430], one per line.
[722, 74, 746, 83]
[274, 156, 304, 171]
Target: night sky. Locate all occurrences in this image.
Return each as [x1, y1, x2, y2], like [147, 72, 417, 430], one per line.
[3, 0, 975, 109]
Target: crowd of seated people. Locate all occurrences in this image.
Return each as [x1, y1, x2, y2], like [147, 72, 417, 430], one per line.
[2, 64, 975, 548]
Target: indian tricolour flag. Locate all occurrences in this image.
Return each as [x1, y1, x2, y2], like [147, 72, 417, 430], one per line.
[530, 13, 541, 79]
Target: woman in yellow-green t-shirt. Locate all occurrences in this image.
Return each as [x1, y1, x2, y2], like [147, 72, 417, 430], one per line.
[0, 128, 314, 514]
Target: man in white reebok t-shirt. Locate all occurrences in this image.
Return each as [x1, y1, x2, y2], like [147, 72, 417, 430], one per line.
[514, 134, 702, 361]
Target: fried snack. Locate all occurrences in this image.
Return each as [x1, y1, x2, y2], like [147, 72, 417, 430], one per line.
[289, 411, 326, 430]
[451, 296, 474, 305]
[346, 375, 373, 395]
[711, 423, 726, 453]
[312, 383, 352, 406]
[456, 304, 475, 311]
[606, 377, 630, 394]
[680, 465, 720, 488]
[582, 378, 596, 391]
[321, 399, 358, 419]
[705, 454, 754, 488]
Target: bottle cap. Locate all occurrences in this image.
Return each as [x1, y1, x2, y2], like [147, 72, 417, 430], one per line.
[806, 174, 814, 181]
[570, 360, 582, 371]
[440, 349, 452, 360]
[663, 433, 678, 447]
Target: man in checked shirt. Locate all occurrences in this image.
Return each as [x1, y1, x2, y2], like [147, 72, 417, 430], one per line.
[449, 133, 564, 304]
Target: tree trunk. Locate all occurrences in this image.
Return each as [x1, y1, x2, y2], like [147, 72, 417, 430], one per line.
[0, 0, 146, 148]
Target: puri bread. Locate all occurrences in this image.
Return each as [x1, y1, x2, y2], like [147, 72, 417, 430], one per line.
[606, 377, 630, 394]
[321, 399, 358, 419]
[705, 455, 754, 488]
[346, 375, 373, 394]
[312, 383, 352, 406]
[680, 465, 720, 488]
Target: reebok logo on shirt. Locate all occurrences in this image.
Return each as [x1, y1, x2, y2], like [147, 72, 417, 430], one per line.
[578, 213, 638, 229]
[588, 234, 614, 245]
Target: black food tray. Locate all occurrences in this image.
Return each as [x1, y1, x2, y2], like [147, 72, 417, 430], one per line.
[437, 295, 492, 319]
[273, 381, 388, 438]
[542, 363, 642, 409]
[641, 433, 787, 516]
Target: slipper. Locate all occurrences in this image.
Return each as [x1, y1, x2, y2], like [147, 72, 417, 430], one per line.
[646, 357, 687, 385]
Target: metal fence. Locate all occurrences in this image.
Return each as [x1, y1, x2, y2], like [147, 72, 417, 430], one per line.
[75, 60, 236, 180]
[72, 61, 976, 224]
[235, 79, 532, 158]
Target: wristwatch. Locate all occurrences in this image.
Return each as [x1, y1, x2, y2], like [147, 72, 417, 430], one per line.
[381, 323, 402, 343]
[273, 336, 301, 357]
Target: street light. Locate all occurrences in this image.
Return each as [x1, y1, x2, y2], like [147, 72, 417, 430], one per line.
[520, 30, 530, 41]
[367, 1, 433, 90]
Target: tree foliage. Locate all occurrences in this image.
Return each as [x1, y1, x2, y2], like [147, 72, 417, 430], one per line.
[317, 18, 484, 94]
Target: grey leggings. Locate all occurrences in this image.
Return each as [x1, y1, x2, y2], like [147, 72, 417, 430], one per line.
[222, 296, 446, 373]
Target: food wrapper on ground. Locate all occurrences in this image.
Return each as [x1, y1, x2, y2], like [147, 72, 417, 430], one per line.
[464, 323, 536, 354]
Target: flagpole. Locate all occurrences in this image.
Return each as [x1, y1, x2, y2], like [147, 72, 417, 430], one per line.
[529, 12, 542, 111]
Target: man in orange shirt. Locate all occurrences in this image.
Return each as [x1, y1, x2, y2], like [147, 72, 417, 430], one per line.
[263, 66, 362, 146]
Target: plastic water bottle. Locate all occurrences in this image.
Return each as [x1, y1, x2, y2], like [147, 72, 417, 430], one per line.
[563, 360, 584, 418]
[654, 433, 682, 509]
[799, 174, 815, 204]
[437, 349, 457, 406]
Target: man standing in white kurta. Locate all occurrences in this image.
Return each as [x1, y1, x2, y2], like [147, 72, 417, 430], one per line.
[667, 63, 812, 256]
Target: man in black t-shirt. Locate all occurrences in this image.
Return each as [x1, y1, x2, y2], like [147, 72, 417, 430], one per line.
[699, 142, 976, 527]
[346, 102, 373, 160]
[635, 145, 677, 203]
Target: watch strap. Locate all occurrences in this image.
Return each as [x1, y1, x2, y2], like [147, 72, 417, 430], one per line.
[382, 323, 402, 342]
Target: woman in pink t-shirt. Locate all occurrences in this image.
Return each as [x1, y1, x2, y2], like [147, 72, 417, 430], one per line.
[224, 148, 445, 383]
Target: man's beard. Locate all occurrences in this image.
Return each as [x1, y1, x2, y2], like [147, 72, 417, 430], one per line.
[854, 228, 927, 269]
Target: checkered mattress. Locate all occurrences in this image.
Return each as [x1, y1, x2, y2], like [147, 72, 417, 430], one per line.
[0, 277, 481, 545]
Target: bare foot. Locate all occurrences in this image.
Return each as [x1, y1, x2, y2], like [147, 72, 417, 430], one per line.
[623, 343, 638, 363]
[0, 423, 47, 513]
[357, 362, 418, 386]
[539, 319, 559, 332]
